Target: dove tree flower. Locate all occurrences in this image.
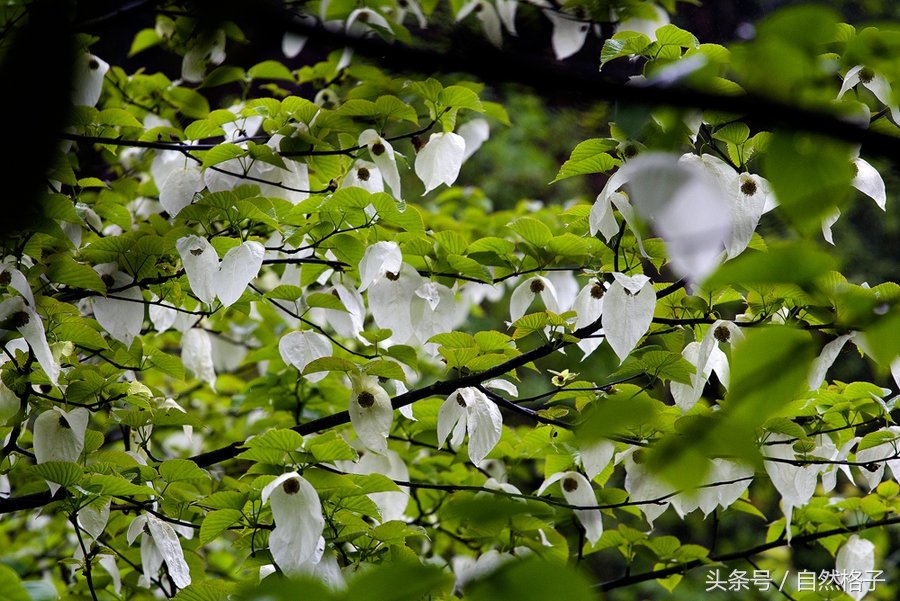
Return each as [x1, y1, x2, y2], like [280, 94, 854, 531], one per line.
[671, 320, 744, 412]
[261, 472, 326, 575]
[838, 65, 900, 125]
[509, 275, 560, 323]
[359, 129, 402, 200]
[835, 535, 877, 601]
[437, 387, 502, 467]
[537, 471, 603, 544]
[278, 330, 333, 383]
[415, 132, 466, 194]
[348, 372, 394, 455]
[601, 273, 656, 363]
[127, 514, 193, 589]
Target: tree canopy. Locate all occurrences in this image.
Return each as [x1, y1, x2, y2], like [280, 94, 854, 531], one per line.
[2, 1, 900, 599]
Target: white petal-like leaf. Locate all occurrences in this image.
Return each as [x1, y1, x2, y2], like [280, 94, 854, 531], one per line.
[853, 157, 886, 210]
[543, 11, 591, 60]
[91, 273, 144, 345]
[145, 514, 192, 589]
[262, 472, 325, 575]
[182, 328, 217, 389]
[558, 471, 603, 544]
[72, 54, 109, 107]
[438, 391, 468, 449]
[836, 535, 876, 601]
[574, 282, 605, 358]
[458, 119, 490, 162]
[160, 165, 203, 216]
[176, 235, 218, 304]
[348, 374, 393, 455]
[415, 132, 466, 195]
[33, 406, 89, 464]
[602, 274, 656, 363]
[465, 388, 502, 467]
[215, 241, 264, 308]
[278, 330, 333, 383]
[358, 241, 403, 292]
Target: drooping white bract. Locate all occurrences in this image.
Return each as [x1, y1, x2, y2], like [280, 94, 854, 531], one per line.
[853, 157, 886, 210]
[176, 235, 218, 304]
[415, 132, 466, 195]
[310, 276, 366, 341]
[281, 31, 307, 58]
[358, 240, 403, 292]
[127, 514, 192, 589]
[622, 450, 675, 526]
[838, 65, 900, 125]
[368, 263, 423, 345]
[72, 53, 109, 107]
[456, 0, 504, 47]
[679, 153, 771, 260]
[348, 373, 393, 455]
[182, 29, 226, 83]
[159, 164, 204, 216]
[579, 439, 615, 481]
[33, 406, 89, 493]
[337, 448, 410, 523]
[278, 330, 333, 383]
[458, 119, 490, 162]
[589, 169, 648, 256]
[437, 387, 502, 467]
[808, 333, 856, 391]
[671, 320, 743, 413]
[359, 129, 402, 200]
[78, 499, 111, 543]
[182, 328, 217, 390]
[541, 10, 592, 60]
[390, 0, 427, 28]
[509, 275, 560, 323]
[90, 270, 144, 346]
[669, 459, 753, 518]
[573, 281, 606, 359]
[0, 297, 60, 387]
[835, 535, 876, 601]
[537, 471, 603, 544]
[346, 8, 392, 37]
[762, 433, 821, 542]
[601, 273, 656, 363]
[215, 241, 264, 308]
[0, 340, 25, 424]
[176, 236, 264, 308]
[148, 293, 179, 333]
[621, 153, 732, 285]
[343, 160, 384, 193]
[410, 280, 457, 349]
[853, 426, 900, 490]
[261, 472, 326, 576]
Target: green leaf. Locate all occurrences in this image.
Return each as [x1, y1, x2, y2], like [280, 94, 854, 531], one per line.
[45, 255, 106, 293]
[306, 292, 348, 311]
[303, 356, 358, 376]
[345, 562, 451, 601]
[160, 459, 209, 482]
[248, 60, 295, 82]
[439, 85, 484, 112]
[510, 217, 552, 247]
[129, 29, 162, 56]
[655, 24, 700, 49]
[201, 143, 246, 169]
[467, 557, 598, 601]
[245, 428, 305, 452]
[762, 132, 854, 233]
[307, 432, 359, 462]
[200, 509, 243, 545]
[98, 108, 143, 128]
[704, 241, 835, 291]
[167, 86, 211, 119]
[363, 359, 407, 382]
[29, 462, 83, 487]
[551, 139, 620, 183]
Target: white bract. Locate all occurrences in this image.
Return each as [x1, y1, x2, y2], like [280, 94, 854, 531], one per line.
[437, 387, 502, 467]
[670, 320, 743, 412]
[509, 275, 560, 323]
[262, 472, 325, 575]
[337, 448, 409, 523]
[176, 236, 264, 308]
[601, 273, 656, 363]
[358, 241, 403, 292]
[182, 328, 217, 390]
[621, 153, 732, 285]
[182, 29, 226, 83]
[458, 119, 490, 162]
[343, 160, 384, 193]
[278, 330, 333, 383]
[573, 281, 606, 359]
[456, 1, 504, 47]
[359, 129, 402, 199]
[762, 434, 821, 542]
[72, 53, 109, 107]
[127, 514, 192, 589]
[538, 471, 603, 544]
[835, 535, 876, 601]
[838, 65, 900, 125]
[90, 270, 144, 346]
[348, 373, 393, 455]
[415, 132, 466, 195]
[0, 297, 60, 387]
[542, 10, 592, 60]
[159, 165, 204, 216]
